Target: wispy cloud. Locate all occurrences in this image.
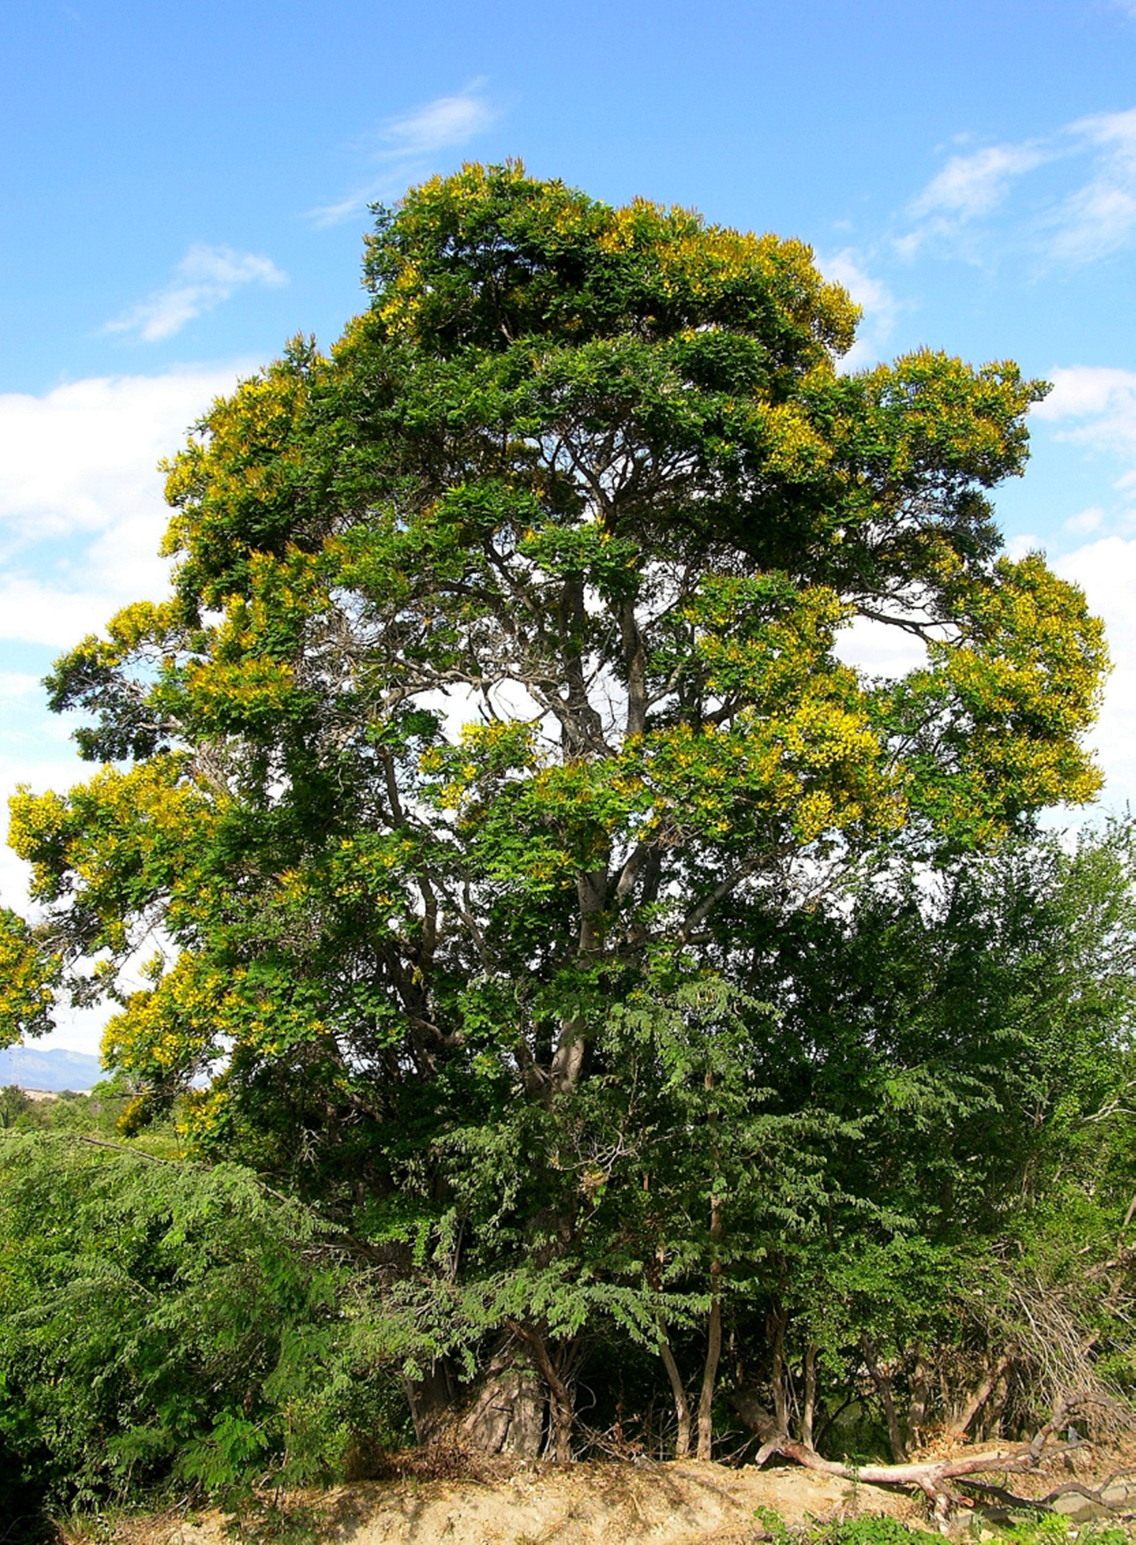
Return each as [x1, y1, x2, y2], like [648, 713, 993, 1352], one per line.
[815, 249, 900, 370]
[913, 143, 1050, 223]
[309, 83, 498, 226]
[1033, 366, 1136, 552]
[104, 244, 287, 342]
[1034, 364, 1136, 453]
[1064, 504, 1106, 536]
[898, 109, 1136, 266]
[897, 141, 1051, 258]
[1050, 109, 1136, 263]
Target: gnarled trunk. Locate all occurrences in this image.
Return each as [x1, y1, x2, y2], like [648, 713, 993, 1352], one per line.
[405, 1361, 460, 1446]
[862, 1334, 908, 1462]
[732, 1389, 1095, 1528]
[460, 1346, 548, 1456]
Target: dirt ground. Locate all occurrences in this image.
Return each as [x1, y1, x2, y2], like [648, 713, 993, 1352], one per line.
[73, 1461, 917, 1545]
[67, 1446, 1136, 1545]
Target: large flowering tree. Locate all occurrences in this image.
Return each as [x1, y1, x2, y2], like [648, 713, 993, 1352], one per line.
[6, 164, 1108, 1457]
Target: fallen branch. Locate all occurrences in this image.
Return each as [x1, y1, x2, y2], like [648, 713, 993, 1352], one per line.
[1041, 1466, 1136, 1512]
[731, 1391, 1095, 1527]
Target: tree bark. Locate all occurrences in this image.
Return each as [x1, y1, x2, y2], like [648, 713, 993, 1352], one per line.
[549, 868, 607, 1096]
[732, 1390, 1092, 1526]
[862, 1334, 908, 1462]
[659, 1330, 693, 1458]
[906, 1347, 930, 1453]
[460, 1347, 546, 1456]
[505, 1319, 576, 1461]
[770, 1306, 789, 1437]
[696, 1069, 722, 1460]
[406, 1361, 459, 1446]
[801, 1341, 818, 1451]
[697, 1251, 722, 1460]
[954, 1346, 1018, 1436]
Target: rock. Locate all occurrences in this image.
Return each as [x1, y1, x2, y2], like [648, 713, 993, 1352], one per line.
[1051, 1491, 1109, 1522]
[1101, 1480, 1135, 1507]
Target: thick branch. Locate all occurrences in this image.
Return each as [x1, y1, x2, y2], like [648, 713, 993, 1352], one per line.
[733, 1391, 1096, 1525]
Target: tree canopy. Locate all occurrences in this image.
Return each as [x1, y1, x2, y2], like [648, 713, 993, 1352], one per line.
[2, 164, 1122, 1475]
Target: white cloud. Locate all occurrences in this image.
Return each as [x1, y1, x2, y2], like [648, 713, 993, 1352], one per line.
[381, 89, 497, 158]
[815, 250, 899, 370]
[1049, 109, 1136, 263]
[1057, 535, 1136, 811]
[1033, 365, 1136, 455]
[1064, 504, 1106, 535]
[912, 143, 1049, 223]
[834, 614, 929, 680]
[898, 141, 1050, 258]
[1004, 531, 1046, 561]
[0, 364, 255, 1051]
[309, 84, 498, 226]
[0, 364, 248, 643]
[837, 538, 1136, 818]
[104, 244, 287, 343]
[899, 108, 1136, 266]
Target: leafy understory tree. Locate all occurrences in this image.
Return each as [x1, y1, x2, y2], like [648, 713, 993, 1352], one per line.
[2, 163, 1118, 1466]
[0, 1134, 406, 1514]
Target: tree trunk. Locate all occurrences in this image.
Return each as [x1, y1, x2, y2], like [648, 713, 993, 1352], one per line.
[862, 1334, 908, 1462]
[550, 869, 606, 1096]
[505, 1319, 576, 1461]
[801, 1341, 818, 1450]
[979, 1364, 1012, 1442]
[696, 1069, 723, 1461]
[405, 1361, 459, 1446]
[659, 1331, 693, 1458]
[697, 1252, 722, 1459]
[906, 1347, 930, 1453]
[460, 1348, 547, 1456]
[770, 1306, 789, 1437]
[954, 1346, 1018, 1436]
[732, 1390, 1091, 1527]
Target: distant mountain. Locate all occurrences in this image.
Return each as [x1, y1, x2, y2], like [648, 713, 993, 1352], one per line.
[0, 1046, 104, 1092]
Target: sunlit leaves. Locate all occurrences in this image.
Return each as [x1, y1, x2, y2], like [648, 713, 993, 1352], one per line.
[0, 912, 58, 1048]
[8, 164, 1108, 1176]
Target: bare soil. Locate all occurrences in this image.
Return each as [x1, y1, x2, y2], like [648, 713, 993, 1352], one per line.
[57, 1440, 1136, 1545]
[49, 1457, 1007, 1545]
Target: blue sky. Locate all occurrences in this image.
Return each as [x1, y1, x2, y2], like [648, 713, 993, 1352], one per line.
[4, 0, 1136, 1050]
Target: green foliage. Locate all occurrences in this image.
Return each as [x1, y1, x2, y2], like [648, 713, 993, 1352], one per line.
[0, 164, 1127, 1479]
[752, 1514, 945, 1545]
[0, 908, 59, 1046]
[802, 1522, 941, 1545]
[12, 163, 1105, 1142]
[0, 1135, 408, 1510]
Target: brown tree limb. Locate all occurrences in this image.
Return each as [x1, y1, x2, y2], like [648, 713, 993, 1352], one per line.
[503, 1319, 575, 1462]
[732, 1390, 1095, 1525]
[955, 1345, 1018, 1436]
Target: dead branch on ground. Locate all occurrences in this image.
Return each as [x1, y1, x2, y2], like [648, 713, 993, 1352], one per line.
[731, 1392, 1114, 1528]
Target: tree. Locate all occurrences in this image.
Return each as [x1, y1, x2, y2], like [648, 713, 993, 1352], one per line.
[7, 163, 1109, 1455]
[726, 821, 1136, 1466]
[0, 1134, 397, 1511]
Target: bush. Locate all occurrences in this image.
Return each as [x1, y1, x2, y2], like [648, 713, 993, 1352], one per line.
[0, 1133, 407, 1511]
